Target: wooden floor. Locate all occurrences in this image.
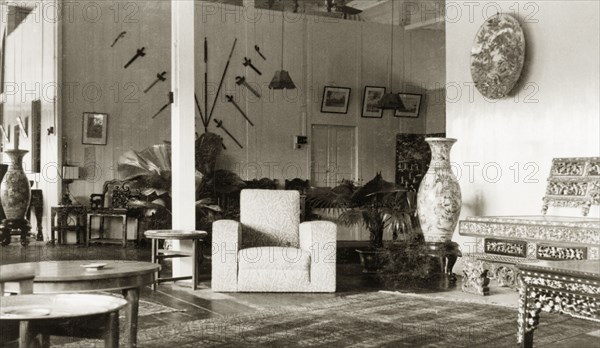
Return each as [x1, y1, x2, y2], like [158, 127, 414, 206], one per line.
[1, 241, 598, 347]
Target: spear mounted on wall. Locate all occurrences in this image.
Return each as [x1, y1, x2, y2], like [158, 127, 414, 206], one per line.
[207, 38, 237, 125]
[204, 37, 209, 132]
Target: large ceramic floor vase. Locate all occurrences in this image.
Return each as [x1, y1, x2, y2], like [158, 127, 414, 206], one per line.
[416, 138, 462, 244]
[0, 149, 32, 246]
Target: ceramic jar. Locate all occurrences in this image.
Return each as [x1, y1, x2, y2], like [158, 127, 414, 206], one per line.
[417, 138, 462, 243]
[0, 150, 32, 220]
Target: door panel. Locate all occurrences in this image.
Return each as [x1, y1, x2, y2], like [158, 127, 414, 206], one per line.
[311, 125, 356, 187]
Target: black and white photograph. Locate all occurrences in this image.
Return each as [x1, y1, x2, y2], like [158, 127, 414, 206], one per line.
[82, 112, 108, 145]
[0, 1, 598, 347]
[362, 86, 386, 118]
[321, 86, 351, 114]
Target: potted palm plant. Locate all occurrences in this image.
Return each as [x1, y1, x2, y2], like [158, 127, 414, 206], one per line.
[307, 173, 417, 273]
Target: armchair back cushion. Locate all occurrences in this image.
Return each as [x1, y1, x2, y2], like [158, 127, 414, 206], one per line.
[240, 189, 300, 248]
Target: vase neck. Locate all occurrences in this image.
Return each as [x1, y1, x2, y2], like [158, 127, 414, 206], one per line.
[426, 138, 456, 168]
[4, 149, 28, 166]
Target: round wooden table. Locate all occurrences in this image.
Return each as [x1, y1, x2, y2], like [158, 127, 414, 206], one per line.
[0, 260, 160, 348]
[144, 230, 207, 290]
[1, 294, 127, 347]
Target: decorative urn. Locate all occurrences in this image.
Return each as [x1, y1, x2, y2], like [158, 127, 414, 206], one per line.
[0, 149, 32, 220]
[416, 138, 462, 243]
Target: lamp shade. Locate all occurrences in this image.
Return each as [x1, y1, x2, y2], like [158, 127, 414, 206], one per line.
[269, 70, 296, 90]
[62, 166, 80, 180]
[377, 92, 404, 110]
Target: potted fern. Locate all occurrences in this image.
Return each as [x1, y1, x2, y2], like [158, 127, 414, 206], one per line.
[307, 173, 417, 273]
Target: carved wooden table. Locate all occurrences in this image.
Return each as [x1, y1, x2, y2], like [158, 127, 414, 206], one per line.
[50, 205, 88, 245]
[460, 157, 600, 296]
[0, 260, 159, 348]
[517, 260, 600, 347]
[460, 215, 600, 295]
[0, 294, 127, 347]
[144, 230, 207, 290]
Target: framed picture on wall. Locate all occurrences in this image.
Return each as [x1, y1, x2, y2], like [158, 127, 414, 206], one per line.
[321, 86, 351, 114]
[82, 112, 108, 145]
[361, 86, 386, 118]
[394, 93, 422, 118]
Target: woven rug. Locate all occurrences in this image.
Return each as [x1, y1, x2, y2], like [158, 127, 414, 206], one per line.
[55, 292, 599, 348]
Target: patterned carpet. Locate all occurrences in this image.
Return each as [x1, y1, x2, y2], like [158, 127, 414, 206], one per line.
[56, 292, 599, 348]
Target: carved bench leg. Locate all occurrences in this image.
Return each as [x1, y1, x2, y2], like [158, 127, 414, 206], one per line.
[461, 257, 490, 296]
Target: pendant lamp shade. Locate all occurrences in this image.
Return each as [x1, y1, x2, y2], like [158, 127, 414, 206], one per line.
[378, 92, 403, 109]
[269, 7, 296, 90]
[270, 70, 296, 89]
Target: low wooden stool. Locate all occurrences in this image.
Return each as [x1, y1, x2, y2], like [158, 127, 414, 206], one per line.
[144, 230, 207, 290]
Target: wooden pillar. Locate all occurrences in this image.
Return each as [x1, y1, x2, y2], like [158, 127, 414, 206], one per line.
[171, 0, 196, 277]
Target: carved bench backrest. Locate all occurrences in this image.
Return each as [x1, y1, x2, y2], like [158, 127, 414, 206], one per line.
[542, 157, 600, 216]
[90, 180, 141, 209]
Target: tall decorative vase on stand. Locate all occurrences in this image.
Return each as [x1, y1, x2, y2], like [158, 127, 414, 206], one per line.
[416, 138, 462, 278]
[0, 140, 32, 246]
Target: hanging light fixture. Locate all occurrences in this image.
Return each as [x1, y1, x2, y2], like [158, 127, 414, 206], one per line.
[378, 0, 402, 110]
[269, 3, 296, 90]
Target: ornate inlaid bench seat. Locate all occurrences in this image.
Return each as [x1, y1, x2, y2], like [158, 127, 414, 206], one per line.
[459, 157, 600, 296]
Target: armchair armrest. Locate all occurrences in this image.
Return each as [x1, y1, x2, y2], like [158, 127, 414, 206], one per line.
[299, 221, 337, 292]
[211, 220, 242, 292]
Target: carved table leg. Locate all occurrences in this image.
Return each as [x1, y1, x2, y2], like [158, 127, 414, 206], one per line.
[0, 221, 10, 246]
[35, 207, 44, 241]
[517, 273, 537, 347]
[461, 257, 490, 296]
[49, 210, 57, 245]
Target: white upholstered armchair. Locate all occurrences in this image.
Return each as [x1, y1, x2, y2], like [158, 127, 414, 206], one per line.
[212, 189, 337, 292]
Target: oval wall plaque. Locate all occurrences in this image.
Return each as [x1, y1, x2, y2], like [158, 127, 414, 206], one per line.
[471, 14, 526, 99]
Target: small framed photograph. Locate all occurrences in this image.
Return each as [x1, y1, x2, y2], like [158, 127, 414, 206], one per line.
[82, 112, 108, 145]
[394, 93, 422, 118]
[361, 86, 386, 118]
[321, 86, 351, 114]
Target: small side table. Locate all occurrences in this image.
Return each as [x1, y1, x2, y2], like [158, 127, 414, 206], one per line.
[144, 230, 207, 291]
[50, 205, 87, 245]
[0, 293, 127, 348]
[87, 208, 130, 248]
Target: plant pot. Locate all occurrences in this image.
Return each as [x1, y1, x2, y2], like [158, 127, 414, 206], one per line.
[356, 249, 385, 273]
[416, 138, 461, 243]
[0, 150, 31, 220]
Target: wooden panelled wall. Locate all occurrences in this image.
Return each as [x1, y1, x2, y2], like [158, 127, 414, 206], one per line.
[63, 1, 172, 202]
[196, 2, 435, 186]
[60, 1, 444, 239]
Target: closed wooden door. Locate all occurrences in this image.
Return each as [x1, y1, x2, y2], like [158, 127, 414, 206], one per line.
[311, 125, 356, 187]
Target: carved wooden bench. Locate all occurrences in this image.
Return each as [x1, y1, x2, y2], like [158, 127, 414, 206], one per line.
[459, 157, 600, 295]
